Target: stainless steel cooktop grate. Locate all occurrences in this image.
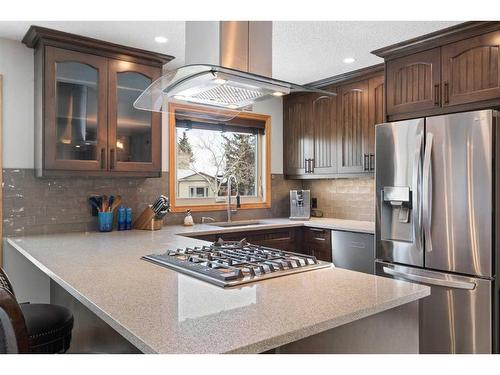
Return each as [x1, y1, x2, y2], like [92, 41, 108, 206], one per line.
[142, 239, 331, 287]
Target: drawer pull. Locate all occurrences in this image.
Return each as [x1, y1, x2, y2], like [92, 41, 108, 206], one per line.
[308, 228, 325, 232]
[313, 237, 326, 241]
[350, 242, 366, 248]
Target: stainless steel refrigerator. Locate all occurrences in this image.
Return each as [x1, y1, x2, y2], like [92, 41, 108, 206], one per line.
[375, 109, 499, 354]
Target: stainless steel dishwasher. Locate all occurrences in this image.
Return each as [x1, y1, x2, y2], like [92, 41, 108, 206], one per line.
[331, 230, 375, 274]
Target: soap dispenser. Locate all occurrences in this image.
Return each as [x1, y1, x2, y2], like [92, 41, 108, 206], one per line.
[183, 209, 194, 226]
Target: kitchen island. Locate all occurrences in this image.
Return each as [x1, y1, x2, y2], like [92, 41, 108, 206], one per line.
[3, 218, 429, 354]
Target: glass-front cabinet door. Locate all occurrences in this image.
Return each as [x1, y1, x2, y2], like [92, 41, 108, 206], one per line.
[45, 46, 108, 171]
[107, 60, 161, 172]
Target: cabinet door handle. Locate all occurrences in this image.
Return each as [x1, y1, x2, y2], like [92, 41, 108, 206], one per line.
[313, 237, 326, 241]
[110, 149, 116, 169]
[369, 153, 375, 171]
[304, 158, 308, 173]
[100, 148, 105, 169]
[444, 81, 449, 104]
[434, 83, 440, 106]
[310, 158, 315, 173]
[363, 154, 369, 171]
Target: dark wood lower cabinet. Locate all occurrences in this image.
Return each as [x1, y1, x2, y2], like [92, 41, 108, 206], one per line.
[301, 227, 332, 262]
[191, 227, 300, 253]
[190, 226, 332, 261]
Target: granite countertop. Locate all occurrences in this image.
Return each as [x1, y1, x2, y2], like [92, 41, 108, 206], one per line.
[6, 218, 428, 354]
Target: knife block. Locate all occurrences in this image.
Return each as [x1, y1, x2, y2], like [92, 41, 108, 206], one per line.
[133, 207, 163, 231]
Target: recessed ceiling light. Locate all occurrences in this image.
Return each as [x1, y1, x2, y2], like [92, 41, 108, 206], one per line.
[343, 57, 355, 64]
[154, 36, 168, 44]
[272, 91, 285, 97]
[173, 95, 185, 100]
[213, 78, 227, 85]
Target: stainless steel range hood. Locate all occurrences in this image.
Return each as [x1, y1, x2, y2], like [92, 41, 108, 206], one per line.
[133, 21, 335, 121]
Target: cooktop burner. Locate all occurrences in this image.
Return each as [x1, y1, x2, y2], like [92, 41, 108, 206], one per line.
[142, 239, 331, 287]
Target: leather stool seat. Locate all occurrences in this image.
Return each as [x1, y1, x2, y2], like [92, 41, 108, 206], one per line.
[20, 303, 74, 354]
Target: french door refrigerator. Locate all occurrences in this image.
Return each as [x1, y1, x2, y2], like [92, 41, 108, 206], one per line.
[375, 109, 499, 354]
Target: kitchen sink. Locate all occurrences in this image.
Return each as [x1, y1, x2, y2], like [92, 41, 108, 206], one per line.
[207, 220, 265, 227]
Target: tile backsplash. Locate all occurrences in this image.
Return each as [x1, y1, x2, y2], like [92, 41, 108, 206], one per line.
[2, 170, 302, 237]
[2, 169, 169, 237]
[303, 177, 375, 222]
[2, 168, 373, 237]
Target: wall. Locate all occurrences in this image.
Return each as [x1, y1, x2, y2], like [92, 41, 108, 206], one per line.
[0, 38, 34, 169]
[303, 177, 375, 222]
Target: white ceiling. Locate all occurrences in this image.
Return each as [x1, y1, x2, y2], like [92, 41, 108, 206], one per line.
[0, 21, 460, 83]
[272, 21, 460, 83]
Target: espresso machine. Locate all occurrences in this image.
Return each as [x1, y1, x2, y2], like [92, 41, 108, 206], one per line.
[289, 190, 311, 220]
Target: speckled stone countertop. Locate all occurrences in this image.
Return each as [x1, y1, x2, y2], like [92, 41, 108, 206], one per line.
[6, 218, 428, 354]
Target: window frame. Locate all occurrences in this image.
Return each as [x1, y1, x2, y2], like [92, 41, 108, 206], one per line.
[168, 103, 271, 213]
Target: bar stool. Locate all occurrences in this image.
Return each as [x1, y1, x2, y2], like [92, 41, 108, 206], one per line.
[0, 267, 73, 354]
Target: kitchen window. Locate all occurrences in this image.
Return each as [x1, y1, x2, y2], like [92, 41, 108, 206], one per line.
[169, 103, 271, 212]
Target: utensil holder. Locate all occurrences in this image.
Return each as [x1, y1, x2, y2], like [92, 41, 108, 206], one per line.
[133, 207, 163, 231]
[98, 212, 114, 232]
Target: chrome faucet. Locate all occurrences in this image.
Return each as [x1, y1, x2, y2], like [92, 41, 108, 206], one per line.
[226, 175, 241, 223]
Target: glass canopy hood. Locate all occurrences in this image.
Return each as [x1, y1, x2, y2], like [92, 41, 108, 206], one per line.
[133, 64, 336, 121]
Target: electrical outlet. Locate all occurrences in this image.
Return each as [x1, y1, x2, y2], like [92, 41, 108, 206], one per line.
[311, 197, 318, 209]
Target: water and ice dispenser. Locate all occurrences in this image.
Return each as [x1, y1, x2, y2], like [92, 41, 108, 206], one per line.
[379, 186, 414, 243]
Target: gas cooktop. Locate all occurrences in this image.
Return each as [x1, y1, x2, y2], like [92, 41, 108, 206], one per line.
[142, 239, 331, 287]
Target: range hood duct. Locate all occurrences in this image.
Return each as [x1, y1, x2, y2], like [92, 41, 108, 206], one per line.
[134, 21, 335, 121]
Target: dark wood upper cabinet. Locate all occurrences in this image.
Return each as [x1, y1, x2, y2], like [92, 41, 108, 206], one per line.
[441, 30, 500, 106]
[337, 80, 369, 174]
[374, 22, 500, 120]
[283, 91, 338, 177]
[44, 47, 109, 172]
[367, 75, 385, 171]
[283, 65, 383, 179]
[386, 48, 441, 117]
[24, 26, 173, 177]
[283, 94, 312, 176]
[107, 60, 162, 173]
[311, 92, 337, 175]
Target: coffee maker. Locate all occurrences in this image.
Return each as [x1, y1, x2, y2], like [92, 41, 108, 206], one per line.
[289, 190, 311, 220]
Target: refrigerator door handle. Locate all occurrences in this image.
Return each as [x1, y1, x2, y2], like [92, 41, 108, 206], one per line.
[382, 266, 476, 290]
[413, 132, 423, 252]
[423, 133, 433, 252]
